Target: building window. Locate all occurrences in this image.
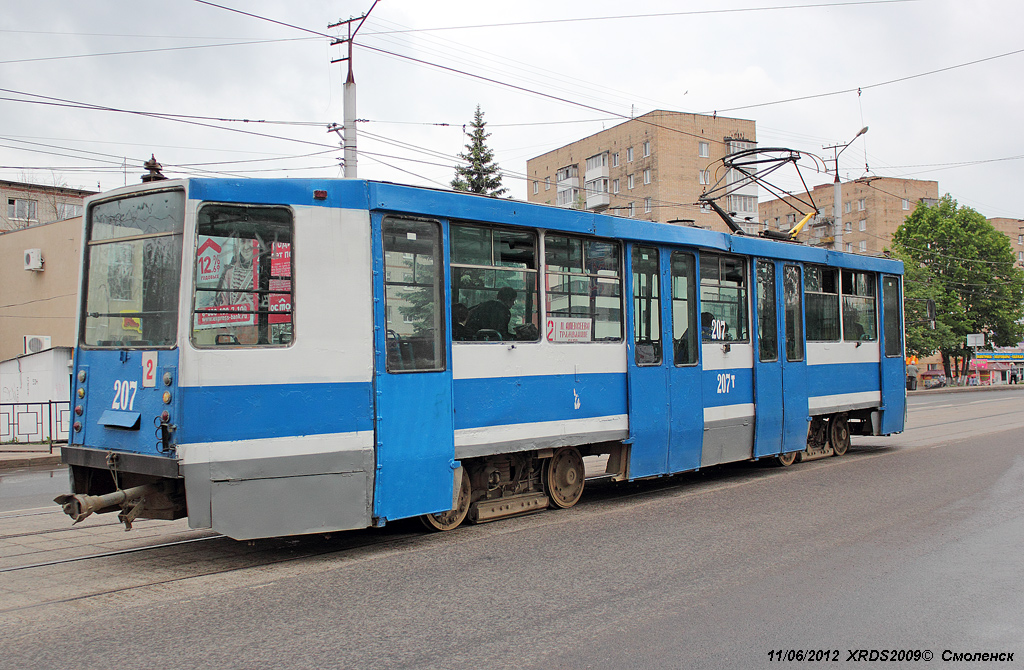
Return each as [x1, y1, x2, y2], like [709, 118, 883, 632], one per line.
[902, 199, 910, 210]
[628, 174, 635, 190]
[612, 179, 620, 194]
[450, 223, 539, 343]
[643, 141, 650, 157]
[628, 202, 635, 217]
[1018, 234, 1022, 245]
[1019, 251, 1023, 262]
[728, 195, 756, 214]
[643, 169, 651, 185]
[556, 188, 581, 207]
[627, 147, 634, 162]
[857, 198, 866, 211]
[699, 141, 709, 158]
[644, 197, 652, 213]
[585, 153, 607, 171]
[612, 152, 619, 167]
[845, 242, 853, 252]
[545, 177, 550, 190]
[544, 234, 622, 341]
[7, 198, 38, 221]
[804, 265, 839, 342]
[699, 253, 748, 342]
[845, 222, 852, 233]
[533, 181, 539, 195]
[859, 219, 866, 231]
[842, 270, 877, 341]
[699, 169, 710, 185]
[859, 240, 867, 252]
[844, 202, 852, 214]
[56, 203, 83, 220]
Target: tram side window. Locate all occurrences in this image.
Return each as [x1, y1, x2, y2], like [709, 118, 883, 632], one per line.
[671, 251, 698, 365]
[784, 264, 804, 362]
[804, 265, 839, 341]
[191, 204, 293, 347]
[699, 253, 748, 342]
[632, 246, 661, 365]
[756, 260, 778, 362]
[842, 270, 877, 341]
[450, 223, 539, 342]
[882, 275, 903, 357]
[382, 218, 445, 372]
[545, 234, 622, 342]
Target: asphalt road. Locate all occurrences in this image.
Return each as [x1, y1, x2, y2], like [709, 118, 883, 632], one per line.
[2, 389, 1022, 669]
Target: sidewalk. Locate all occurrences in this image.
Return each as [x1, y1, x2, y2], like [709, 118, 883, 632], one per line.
[0, 445, 63, 471]
[908, 382, 1024, 396]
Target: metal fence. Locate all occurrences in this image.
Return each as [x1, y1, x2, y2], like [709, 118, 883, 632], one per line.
[0, 401, 70, 451]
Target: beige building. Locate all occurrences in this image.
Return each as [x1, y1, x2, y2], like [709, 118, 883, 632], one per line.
[987, 218, 1024, 268]
[2, 179, 95, 232]
[759, 177, 940, 255]
[0, 217, 82, 362]
[526, 110, 758, 233]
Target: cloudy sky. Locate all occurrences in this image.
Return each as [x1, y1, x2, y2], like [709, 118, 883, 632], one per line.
[2, 0, 1022, 220]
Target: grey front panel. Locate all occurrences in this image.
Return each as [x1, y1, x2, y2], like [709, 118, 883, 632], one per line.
[701, 419, 754, 467]
[181, 443, 374, 540]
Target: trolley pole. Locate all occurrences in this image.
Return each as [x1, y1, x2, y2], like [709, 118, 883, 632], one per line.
[329, 1, 379, 178]
[823, 126, 868, 252]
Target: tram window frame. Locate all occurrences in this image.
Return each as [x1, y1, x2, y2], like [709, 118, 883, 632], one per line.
[381, 217, 445, 372]
[804, 265, 840, 342]
[699, 253, 749, 343]
[544, 233, 623, 343]
[842, 270, 878, 341]
[882, 275, 903, 358]
[449, 222, 540, 343]
[190, 203, 294, 349]
[632, 246, 661, 366]
[784, 264, 804, 362]
[756, 260, 778, 363]
[671, 251, 699, 366]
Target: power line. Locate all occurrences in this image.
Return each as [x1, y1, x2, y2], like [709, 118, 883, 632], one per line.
[0, 37, 319, 66]
[362, 1, 919, 35]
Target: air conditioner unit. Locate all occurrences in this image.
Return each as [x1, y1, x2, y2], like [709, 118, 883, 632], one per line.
[24, 335, 51, 354]
[24, 248, 43, 271]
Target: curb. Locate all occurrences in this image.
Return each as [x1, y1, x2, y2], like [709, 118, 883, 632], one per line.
[0, 451, 63, 472]
[908, 384, 1024, 396]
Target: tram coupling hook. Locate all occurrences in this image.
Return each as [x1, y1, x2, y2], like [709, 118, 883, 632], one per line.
[54, 482, 163, 526]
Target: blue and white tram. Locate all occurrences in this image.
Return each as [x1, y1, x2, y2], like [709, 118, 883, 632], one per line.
[57, 178, 906, 539]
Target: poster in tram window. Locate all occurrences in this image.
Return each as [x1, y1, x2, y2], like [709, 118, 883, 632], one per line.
[268, 242, 291, 324]
[194, 236, 259, 328]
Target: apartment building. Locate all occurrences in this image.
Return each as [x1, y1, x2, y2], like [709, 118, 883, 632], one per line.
[526, 110, 758, 233]
[759, 177, 940, 254]
[2, 179, 95, 232]
[987, 218, 1024, 268]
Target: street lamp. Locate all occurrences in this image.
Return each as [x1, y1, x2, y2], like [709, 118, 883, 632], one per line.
[824, 126, 868, 252]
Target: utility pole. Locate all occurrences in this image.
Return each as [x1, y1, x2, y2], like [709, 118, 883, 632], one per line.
[823, 126, 868, 252]
[329, 1, 379, 178]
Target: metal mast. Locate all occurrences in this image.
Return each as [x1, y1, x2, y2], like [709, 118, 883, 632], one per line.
[329, 1, 379, 178]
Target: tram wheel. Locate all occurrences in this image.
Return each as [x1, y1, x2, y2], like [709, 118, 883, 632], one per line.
[775, 450, 798, 467]
[830, 414, 850, 456]
[545, 447, 585, 509]
[420, 469, 471, 532]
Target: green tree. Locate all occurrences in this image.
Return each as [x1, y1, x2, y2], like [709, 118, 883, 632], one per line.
[891, 195, 1024, 379]
[451, 105, 507, 197]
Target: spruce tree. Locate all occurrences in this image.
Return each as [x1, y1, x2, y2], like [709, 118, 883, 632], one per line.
[451, 105, 507, 197]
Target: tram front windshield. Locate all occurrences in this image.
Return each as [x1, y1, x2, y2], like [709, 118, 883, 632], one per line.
[80, 189, 185, 347]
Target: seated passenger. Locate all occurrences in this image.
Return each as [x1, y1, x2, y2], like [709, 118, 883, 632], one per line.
[452, 303, 473, 341]
[466, 287, 517, 340]
[701, 311, 714, 340]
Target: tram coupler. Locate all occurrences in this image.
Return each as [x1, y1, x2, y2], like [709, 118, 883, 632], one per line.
[54, 482, 164, 527]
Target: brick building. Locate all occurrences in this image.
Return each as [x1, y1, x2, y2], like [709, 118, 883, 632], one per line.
[2, 179, 95, 232]
[987, 217, 1024, 268]
[758, 177, 939, 254]
[526, 110, 758, 233]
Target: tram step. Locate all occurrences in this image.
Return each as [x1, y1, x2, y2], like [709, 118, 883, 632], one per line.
[797, 446, 835, 463]
[470, 492, 550, 523]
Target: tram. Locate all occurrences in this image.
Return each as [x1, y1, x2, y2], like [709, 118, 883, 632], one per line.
[56, 177, 906, 540]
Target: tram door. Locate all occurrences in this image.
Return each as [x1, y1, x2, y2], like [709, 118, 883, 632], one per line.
[371, 216, 456, 522]
[780, 264, 810, 453]
[625, 246, 703, 477]
[752, 260, 784, 457]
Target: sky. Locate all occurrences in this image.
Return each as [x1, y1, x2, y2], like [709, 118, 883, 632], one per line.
[2, 0, 1023, 221]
